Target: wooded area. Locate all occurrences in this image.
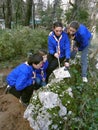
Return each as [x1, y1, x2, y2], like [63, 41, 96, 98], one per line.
[0, 0, 98, 30]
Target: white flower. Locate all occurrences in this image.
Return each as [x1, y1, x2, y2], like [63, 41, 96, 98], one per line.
[66, 87, 73, 98]
[68, 111, 72, 115]
[95, 63, 98, 69]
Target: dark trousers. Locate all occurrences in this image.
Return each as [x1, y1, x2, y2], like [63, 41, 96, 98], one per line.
[9, 85, 34, 103]
[46, 54, 64, 83]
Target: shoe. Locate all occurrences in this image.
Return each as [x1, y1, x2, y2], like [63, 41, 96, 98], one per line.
[4, 85, 11, 94]
[19, 97, 29, 107]
[82, 77, 88, 83]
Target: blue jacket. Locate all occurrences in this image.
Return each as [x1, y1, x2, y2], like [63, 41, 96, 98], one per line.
[74, 24, 92, 51]
[6, 63, 35, 91]
[35, 60, 48, 80]
[48, 31, 70, 59]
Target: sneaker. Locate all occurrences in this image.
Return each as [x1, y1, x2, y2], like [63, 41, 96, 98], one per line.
[82, 77, 88, 83]
[19, 97, 29, 107]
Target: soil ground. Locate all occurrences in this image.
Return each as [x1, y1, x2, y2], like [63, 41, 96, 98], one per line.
[0, 68, 33, 130]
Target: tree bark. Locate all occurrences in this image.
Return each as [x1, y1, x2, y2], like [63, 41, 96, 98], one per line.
[5, 0, 12, 29]
[24, 0, 32, 26]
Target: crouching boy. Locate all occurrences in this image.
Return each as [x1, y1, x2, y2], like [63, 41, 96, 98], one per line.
[6, 53, 43, 106]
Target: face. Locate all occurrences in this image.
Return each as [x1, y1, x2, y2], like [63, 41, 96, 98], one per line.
[43, 55, 47, 62]
[53, 27, 63, 36]
[68, 27, 76, 36]
[33, 61, 43, 69]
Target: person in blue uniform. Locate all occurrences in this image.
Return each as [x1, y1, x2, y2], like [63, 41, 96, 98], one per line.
[35, 49, 48, 88]
[68, 21, 92, 82]
[6, 53, 43, 106]
[46, 21, 71, 83]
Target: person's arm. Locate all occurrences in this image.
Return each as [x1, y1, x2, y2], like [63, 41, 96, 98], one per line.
[76, 26, 91, 51]
[48, 36, 56, 55]
[42, 61, 49, 79]
[78, 35, 88, 51]
[65, 34, 71, 60]
[64, 33, 71, 68]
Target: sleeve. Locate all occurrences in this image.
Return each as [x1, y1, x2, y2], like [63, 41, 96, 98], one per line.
[15, 73, 33, 91]
[43, 61, 48, 70]
[64, 34, 71, 59]
[43, 61, 49, 79]
[78, 34, 88, 51]
[48, 36, 56, 55]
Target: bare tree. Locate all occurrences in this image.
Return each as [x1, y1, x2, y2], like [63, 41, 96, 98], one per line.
[64, 0, 90, 26]
[89, 0, 98, 28]
[68, 0, 88, 21]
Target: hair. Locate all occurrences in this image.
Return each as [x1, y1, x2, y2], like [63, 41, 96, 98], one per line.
[69, 21, 80, 30]
[38, 49, 47, 56]
[53, 21, 63, 29]
[27, 53, 43, 65]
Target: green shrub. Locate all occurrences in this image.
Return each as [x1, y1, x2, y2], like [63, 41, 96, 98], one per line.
[0, 27, 49, 61]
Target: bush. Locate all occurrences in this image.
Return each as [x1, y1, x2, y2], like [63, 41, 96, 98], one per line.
[0, 27, 49, 61]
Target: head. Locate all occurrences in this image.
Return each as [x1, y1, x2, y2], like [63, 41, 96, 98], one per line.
[27, 53, 43, 69]
[68, 21, 80, 36]
[53, 21, 63, 37]
[38, 49, 47, 62]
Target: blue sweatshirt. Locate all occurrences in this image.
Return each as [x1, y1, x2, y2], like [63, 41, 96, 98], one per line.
[35, 60, 48, 80]
[48, 31, 70, 59]
[6, 63, 35, 91]
[74, 24, 92, 51]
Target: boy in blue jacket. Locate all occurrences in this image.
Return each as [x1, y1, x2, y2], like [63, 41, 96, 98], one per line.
[68, 21, 92, 82]
[6, 53, 43, 106]
[46, 21, 71, 83]
[35, 49, 48, 88]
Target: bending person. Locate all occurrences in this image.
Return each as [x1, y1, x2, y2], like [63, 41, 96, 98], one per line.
[6, 53, 43, 106]
[68, 21, 92, 82]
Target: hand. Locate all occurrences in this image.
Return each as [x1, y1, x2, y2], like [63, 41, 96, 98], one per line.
[65, 62, 69, 68]
[54, 53, 59, 58]
[33, 80, 35, 85]
[73, 47, 78, 51]
[32, 72, 36, 79]
[70, 35, 75, 40]
[42, 78, 45, 81]
[71, 45, 74, 51]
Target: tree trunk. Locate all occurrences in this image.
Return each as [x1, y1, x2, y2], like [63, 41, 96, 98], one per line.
[32, 2, 35, 29]
[52, 0, 59, 22]
[5, 0, 12, 29]
[24, 0, 32, 26]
